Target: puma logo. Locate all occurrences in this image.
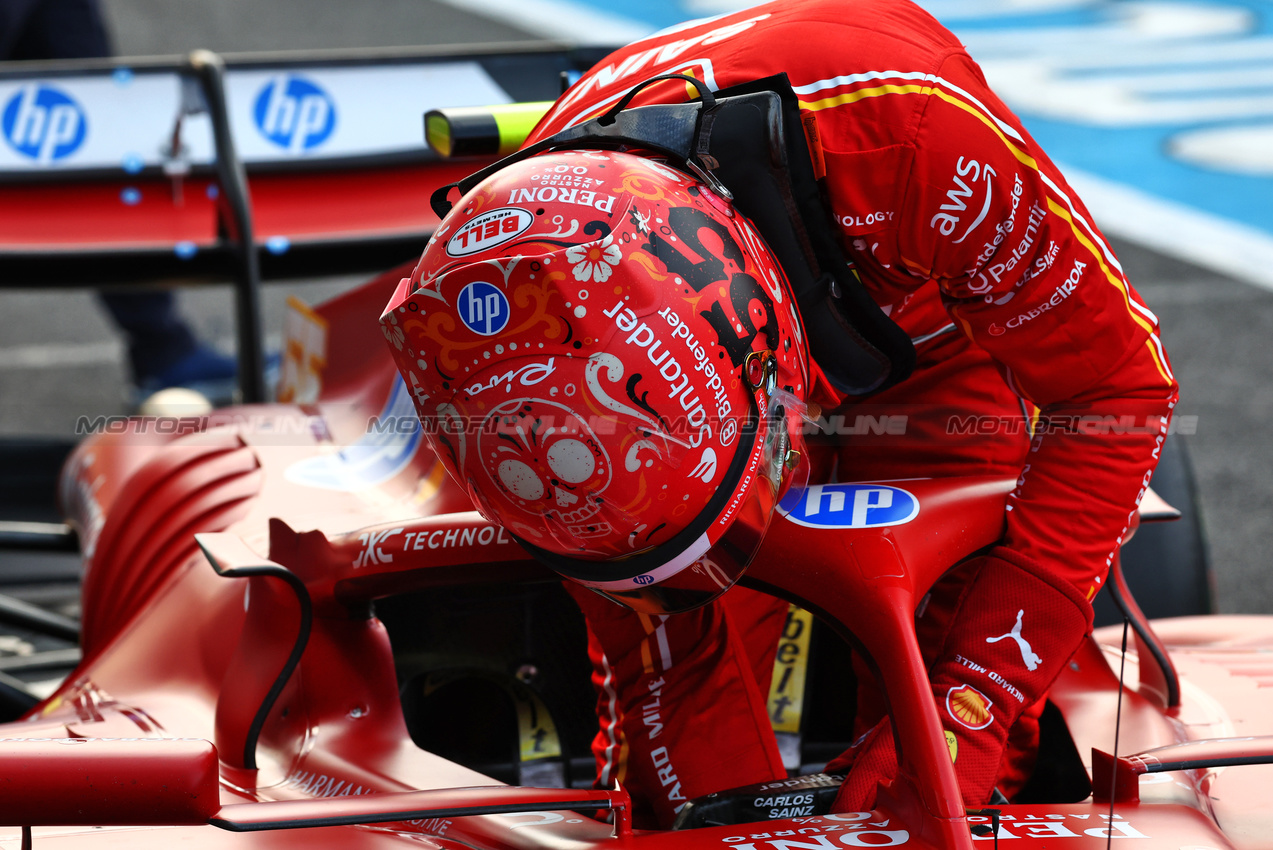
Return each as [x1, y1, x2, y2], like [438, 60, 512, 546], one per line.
[986, 609, 1041, 671]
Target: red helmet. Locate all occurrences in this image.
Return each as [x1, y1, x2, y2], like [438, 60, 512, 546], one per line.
[382, 149, 810, 613]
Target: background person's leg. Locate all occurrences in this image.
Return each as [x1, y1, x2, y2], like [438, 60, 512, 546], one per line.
[1, 0, 109, 60]
[98, 291, 198, 386]
[3, 0, 236, 401]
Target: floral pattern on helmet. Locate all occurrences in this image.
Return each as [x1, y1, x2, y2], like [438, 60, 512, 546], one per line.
[567, 234, 623, 282]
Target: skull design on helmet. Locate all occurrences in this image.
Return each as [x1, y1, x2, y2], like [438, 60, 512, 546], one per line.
[478, 399, 614, 544]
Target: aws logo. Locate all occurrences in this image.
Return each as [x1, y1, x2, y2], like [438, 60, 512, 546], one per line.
[776, 484, 919, 529]
[930, 157, 996, 245]
[2, 84, 87, 163]
[253, 74, 336, 152]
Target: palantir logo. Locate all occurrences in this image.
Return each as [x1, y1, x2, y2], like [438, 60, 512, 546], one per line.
[777, 483, 920, 529]
[458, 282, 510, 336]
[2, 84, 87, 163]
[253, 75, 336, 152]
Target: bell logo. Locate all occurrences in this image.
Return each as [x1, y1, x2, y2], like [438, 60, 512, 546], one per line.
[446, 208, 533, 257]
[253, 75, 336, 152]
[2, 84, 87, 163]
[946, 684, 994, 730]
[458, 281, 510, 336]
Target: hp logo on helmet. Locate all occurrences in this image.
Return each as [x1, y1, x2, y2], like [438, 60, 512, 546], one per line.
[253, 75, 336, 152]
[2, 84, 87, 163]
[458, 282, 510, 336]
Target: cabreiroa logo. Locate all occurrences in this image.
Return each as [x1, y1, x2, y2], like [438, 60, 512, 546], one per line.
[447, 208, 533, 257]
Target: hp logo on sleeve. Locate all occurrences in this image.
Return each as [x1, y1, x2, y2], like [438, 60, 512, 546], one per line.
[2, 84, 87, 163]
[457, 282, 510, 336]
[777, 484, 920, 529]
[253, 75, 336, 152]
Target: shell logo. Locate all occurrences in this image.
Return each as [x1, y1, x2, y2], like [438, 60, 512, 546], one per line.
[946, 684, 994, 730]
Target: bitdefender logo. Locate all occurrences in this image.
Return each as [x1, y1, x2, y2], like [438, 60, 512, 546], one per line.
[2, 84, 87, 163]
[253, 74, 336, 152]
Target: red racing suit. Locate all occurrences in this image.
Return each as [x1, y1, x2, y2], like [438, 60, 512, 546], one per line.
[528, 0, 1178, 826]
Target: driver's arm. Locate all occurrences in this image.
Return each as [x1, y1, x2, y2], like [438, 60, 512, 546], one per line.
[831, 47, 1177, 812]
[899, 51, 1178, 603]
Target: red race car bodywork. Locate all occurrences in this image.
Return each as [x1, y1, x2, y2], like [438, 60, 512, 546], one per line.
[0, 265, 1262, 850]
[0, 44, 1267, 850]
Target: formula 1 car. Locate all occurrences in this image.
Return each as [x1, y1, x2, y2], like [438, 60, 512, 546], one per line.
[0, 41, 1267, 850]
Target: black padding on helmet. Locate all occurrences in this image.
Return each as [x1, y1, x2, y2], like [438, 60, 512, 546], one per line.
[702, 74, 915, 396]
[429, 73, 915, 396]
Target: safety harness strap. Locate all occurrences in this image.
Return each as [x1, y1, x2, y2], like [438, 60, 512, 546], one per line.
[430, 73, 915, 396]
[702, 74, 915, 395]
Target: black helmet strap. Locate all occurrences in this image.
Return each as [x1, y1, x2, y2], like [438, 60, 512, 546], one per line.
[429, 73, 915, 397]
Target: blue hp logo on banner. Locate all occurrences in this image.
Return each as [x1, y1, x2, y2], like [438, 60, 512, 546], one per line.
[458, 282, 510, 336]
[2, 84, 87, 163]
[284, 377, 422, 492]
[777, 484, 920, 529]
[253, 75, 336, 152]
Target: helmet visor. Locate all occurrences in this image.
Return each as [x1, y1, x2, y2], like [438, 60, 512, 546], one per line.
[529, 380, 810, 615]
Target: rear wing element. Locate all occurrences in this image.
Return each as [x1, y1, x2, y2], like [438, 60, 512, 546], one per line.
[0, 44, 603, 265]
[0, 44, 608, 400]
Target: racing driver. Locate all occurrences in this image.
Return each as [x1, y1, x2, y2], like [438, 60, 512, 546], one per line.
[381, 0, 1177, 828]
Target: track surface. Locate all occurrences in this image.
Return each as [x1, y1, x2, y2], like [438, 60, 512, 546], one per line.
[0, 0, 1269, 616]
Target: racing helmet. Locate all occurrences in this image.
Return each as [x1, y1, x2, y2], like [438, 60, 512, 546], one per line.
[382, 149, 811, 613]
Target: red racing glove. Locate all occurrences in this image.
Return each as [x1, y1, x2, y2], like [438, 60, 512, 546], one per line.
[829, 547, 1094, 809]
